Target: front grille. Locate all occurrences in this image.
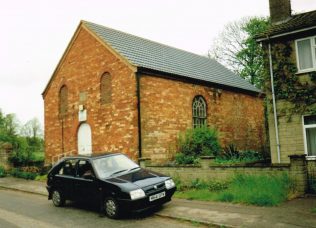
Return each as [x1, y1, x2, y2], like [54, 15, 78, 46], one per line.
[143, 182, 165, 195]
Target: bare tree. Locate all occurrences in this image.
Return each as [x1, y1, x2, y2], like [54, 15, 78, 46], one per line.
[209, 17, 269, 88]
[21, 118, 43, 138]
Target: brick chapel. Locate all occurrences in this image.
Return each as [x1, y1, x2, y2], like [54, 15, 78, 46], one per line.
[42, 21, 265, 164]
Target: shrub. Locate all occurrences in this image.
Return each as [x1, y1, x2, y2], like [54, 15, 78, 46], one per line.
[216, 144, 264, 164]
[175, 153, 199, 165]
[221, 144, 240, 159]
[0, 165, 6, 177]
[10, 168, 37, 180]
[175, 127, 221, 164]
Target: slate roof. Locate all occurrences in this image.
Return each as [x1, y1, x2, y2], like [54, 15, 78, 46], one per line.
[83, 21, 260, 93]
[257, 10, 316, 39]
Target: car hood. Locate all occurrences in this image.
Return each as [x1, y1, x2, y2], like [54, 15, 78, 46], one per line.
[107, 168, 168, 189]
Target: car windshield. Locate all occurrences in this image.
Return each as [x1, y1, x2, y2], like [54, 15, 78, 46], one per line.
[92, 154, 139, 179]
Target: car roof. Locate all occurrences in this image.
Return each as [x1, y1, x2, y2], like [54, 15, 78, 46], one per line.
[61, 152, 123, 161]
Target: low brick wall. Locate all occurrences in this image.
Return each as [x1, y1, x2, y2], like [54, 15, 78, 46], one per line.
[141, 155, 308, 195]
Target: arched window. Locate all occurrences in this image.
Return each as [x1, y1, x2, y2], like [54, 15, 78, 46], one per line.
[100, 72, 112, 104]
[192, 96, 207, 128]
[59, 85, 68, 114]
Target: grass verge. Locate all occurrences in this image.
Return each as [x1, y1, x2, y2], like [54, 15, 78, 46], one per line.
[175, 174, 296, 206]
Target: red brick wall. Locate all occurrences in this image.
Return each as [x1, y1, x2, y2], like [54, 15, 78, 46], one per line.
[43, 27, 139, 163]
[140, 75, 265, 163]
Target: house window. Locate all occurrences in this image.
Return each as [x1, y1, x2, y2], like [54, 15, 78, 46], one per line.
[59, 85, 68, 114]
[192, 96, 207, 128]
[296, 36, 316, 72]
[100, 72, 112, 104]
[303, 115, 316, 157]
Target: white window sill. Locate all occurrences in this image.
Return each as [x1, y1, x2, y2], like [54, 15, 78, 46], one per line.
[306, 156, 316, 160]
[296, 69, 316, 75]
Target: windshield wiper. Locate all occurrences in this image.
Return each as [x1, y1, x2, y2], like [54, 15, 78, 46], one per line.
[127, 167, 140, 172]
[110, 169, 128, 176]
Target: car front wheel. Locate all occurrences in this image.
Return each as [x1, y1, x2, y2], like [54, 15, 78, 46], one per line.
[104, 197, 119, 219]
[52, 189, 65, 207]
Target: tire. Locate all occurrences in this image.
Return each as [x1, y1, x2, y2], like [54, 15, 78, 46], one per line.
[52, 189, 65, 207]
[104, 197, 120, 219]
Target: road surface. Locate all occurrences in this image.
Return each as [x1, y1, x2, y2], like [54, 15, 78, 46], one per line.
[0, 189, 201, 228]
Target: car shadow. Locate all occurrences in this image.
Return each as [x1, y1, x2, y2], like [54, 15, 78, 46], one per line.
[63, 200, 164, 220]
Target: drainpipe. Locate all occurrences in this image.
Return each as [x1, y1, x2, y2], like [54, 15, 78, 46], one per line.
[136, 72, 142, 159]
[268, 42, 281, 163]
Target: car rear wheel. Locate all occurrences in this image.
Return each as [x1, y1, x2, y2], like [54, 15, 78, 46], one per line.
[52, 189, 65, 207]
[104, 197, 119, 219]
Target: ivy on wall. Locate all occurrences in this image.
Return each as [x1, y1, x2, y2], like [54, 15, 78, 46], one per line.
[264, 41, 316, 120]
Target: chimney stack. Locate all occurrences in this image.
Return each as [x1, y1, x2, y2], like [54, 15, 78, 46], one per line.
[269, 0, 292, 24]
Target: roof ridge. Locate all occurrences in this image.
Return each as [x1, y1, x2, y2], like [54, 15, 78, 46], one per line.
[292, 9, 316, 17]
[82, 20, 212, 62]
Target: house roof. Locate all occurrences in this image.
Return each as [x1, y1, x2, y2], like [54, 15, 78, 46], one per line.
[256, 10, 316, 40]
[83, 21, 260, 94]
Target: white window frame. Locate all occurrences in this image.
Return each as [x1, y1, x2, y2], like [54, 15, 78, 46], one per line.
[295, 36, 316, 73]
[302, 115, 316, 160]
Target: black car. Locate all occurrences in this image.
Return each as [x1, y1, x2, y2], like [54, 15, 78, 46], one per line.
[46, 153, 176, 218]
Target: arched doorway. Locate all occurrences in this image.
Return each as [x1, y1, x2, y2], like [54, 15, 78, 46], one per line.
[77, 123, 92, 155]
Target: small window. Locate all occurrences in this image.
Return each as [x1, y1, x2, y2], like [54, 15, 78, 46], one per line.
[59, 159, 77, 176]
[303, 115, 316, 156]
[59, 85, 68, 114]
[100, 72, 112, 104]
[296, 37, 316, 72]
[192, 96, 207, 128]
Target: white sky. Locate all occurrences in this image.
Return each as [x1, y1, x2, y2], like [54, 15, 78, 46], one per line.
[0, 0, 315, 126]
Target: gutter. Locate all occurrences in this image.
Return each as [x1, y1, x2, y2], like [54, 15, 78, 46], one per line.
[257, 25, 316, 42]
[268, 42, 281, 163]
[136, 71, 142, 159]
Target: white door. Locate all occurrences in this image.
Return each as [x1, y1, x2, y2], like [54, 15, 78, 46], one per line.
[77, 123, 92, 155]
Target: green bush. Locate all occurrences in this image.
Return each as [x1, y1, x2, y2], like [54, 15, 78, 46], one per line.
[175, 127, 221, 164]
[10, 168, 37, 180]
[175, 153, 200, 165]
[216, 144, 264, 164]
[0, 165, 6, 177]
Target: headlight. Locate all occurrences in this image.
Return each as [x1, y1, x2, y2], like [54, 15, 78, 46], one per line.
[165, 179, 175, 189]
[129, 189, 145, 200]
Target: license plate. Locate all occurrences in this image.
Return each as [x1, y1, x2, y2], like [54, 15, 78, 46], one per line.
[149, 191, 165, 202]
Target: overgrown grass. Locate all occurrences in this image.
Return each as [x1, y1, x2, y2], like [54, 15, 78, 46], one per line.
[312, 208, 316, 213]
[35, 174, 47, 181]
[175, 174, 296, 206]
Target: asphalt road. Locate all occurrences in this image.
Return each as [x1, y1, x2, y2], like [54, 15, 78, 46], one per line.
[0, 189, 200, 228]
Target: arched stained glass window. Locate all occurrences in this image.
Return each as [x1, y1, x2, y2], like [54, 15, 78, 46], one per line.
[192, 96, 207, 128]
[59, 85, 68, 115]
[100, 72, 112, 104]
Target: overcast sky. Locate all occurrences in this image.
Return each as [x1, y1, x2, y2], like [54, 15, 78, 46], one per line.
[1, 0, 315, 126]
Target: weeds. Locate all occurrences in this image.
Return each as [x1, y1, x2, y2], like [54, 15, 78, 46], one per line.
[175, 174, 295, 206]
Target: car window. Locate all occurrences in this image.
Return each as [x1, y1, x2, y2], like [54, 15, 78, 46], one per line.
[77, 160, 95, 178]
[58, 159, 77, 176]
[93, 154, 139, 179]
